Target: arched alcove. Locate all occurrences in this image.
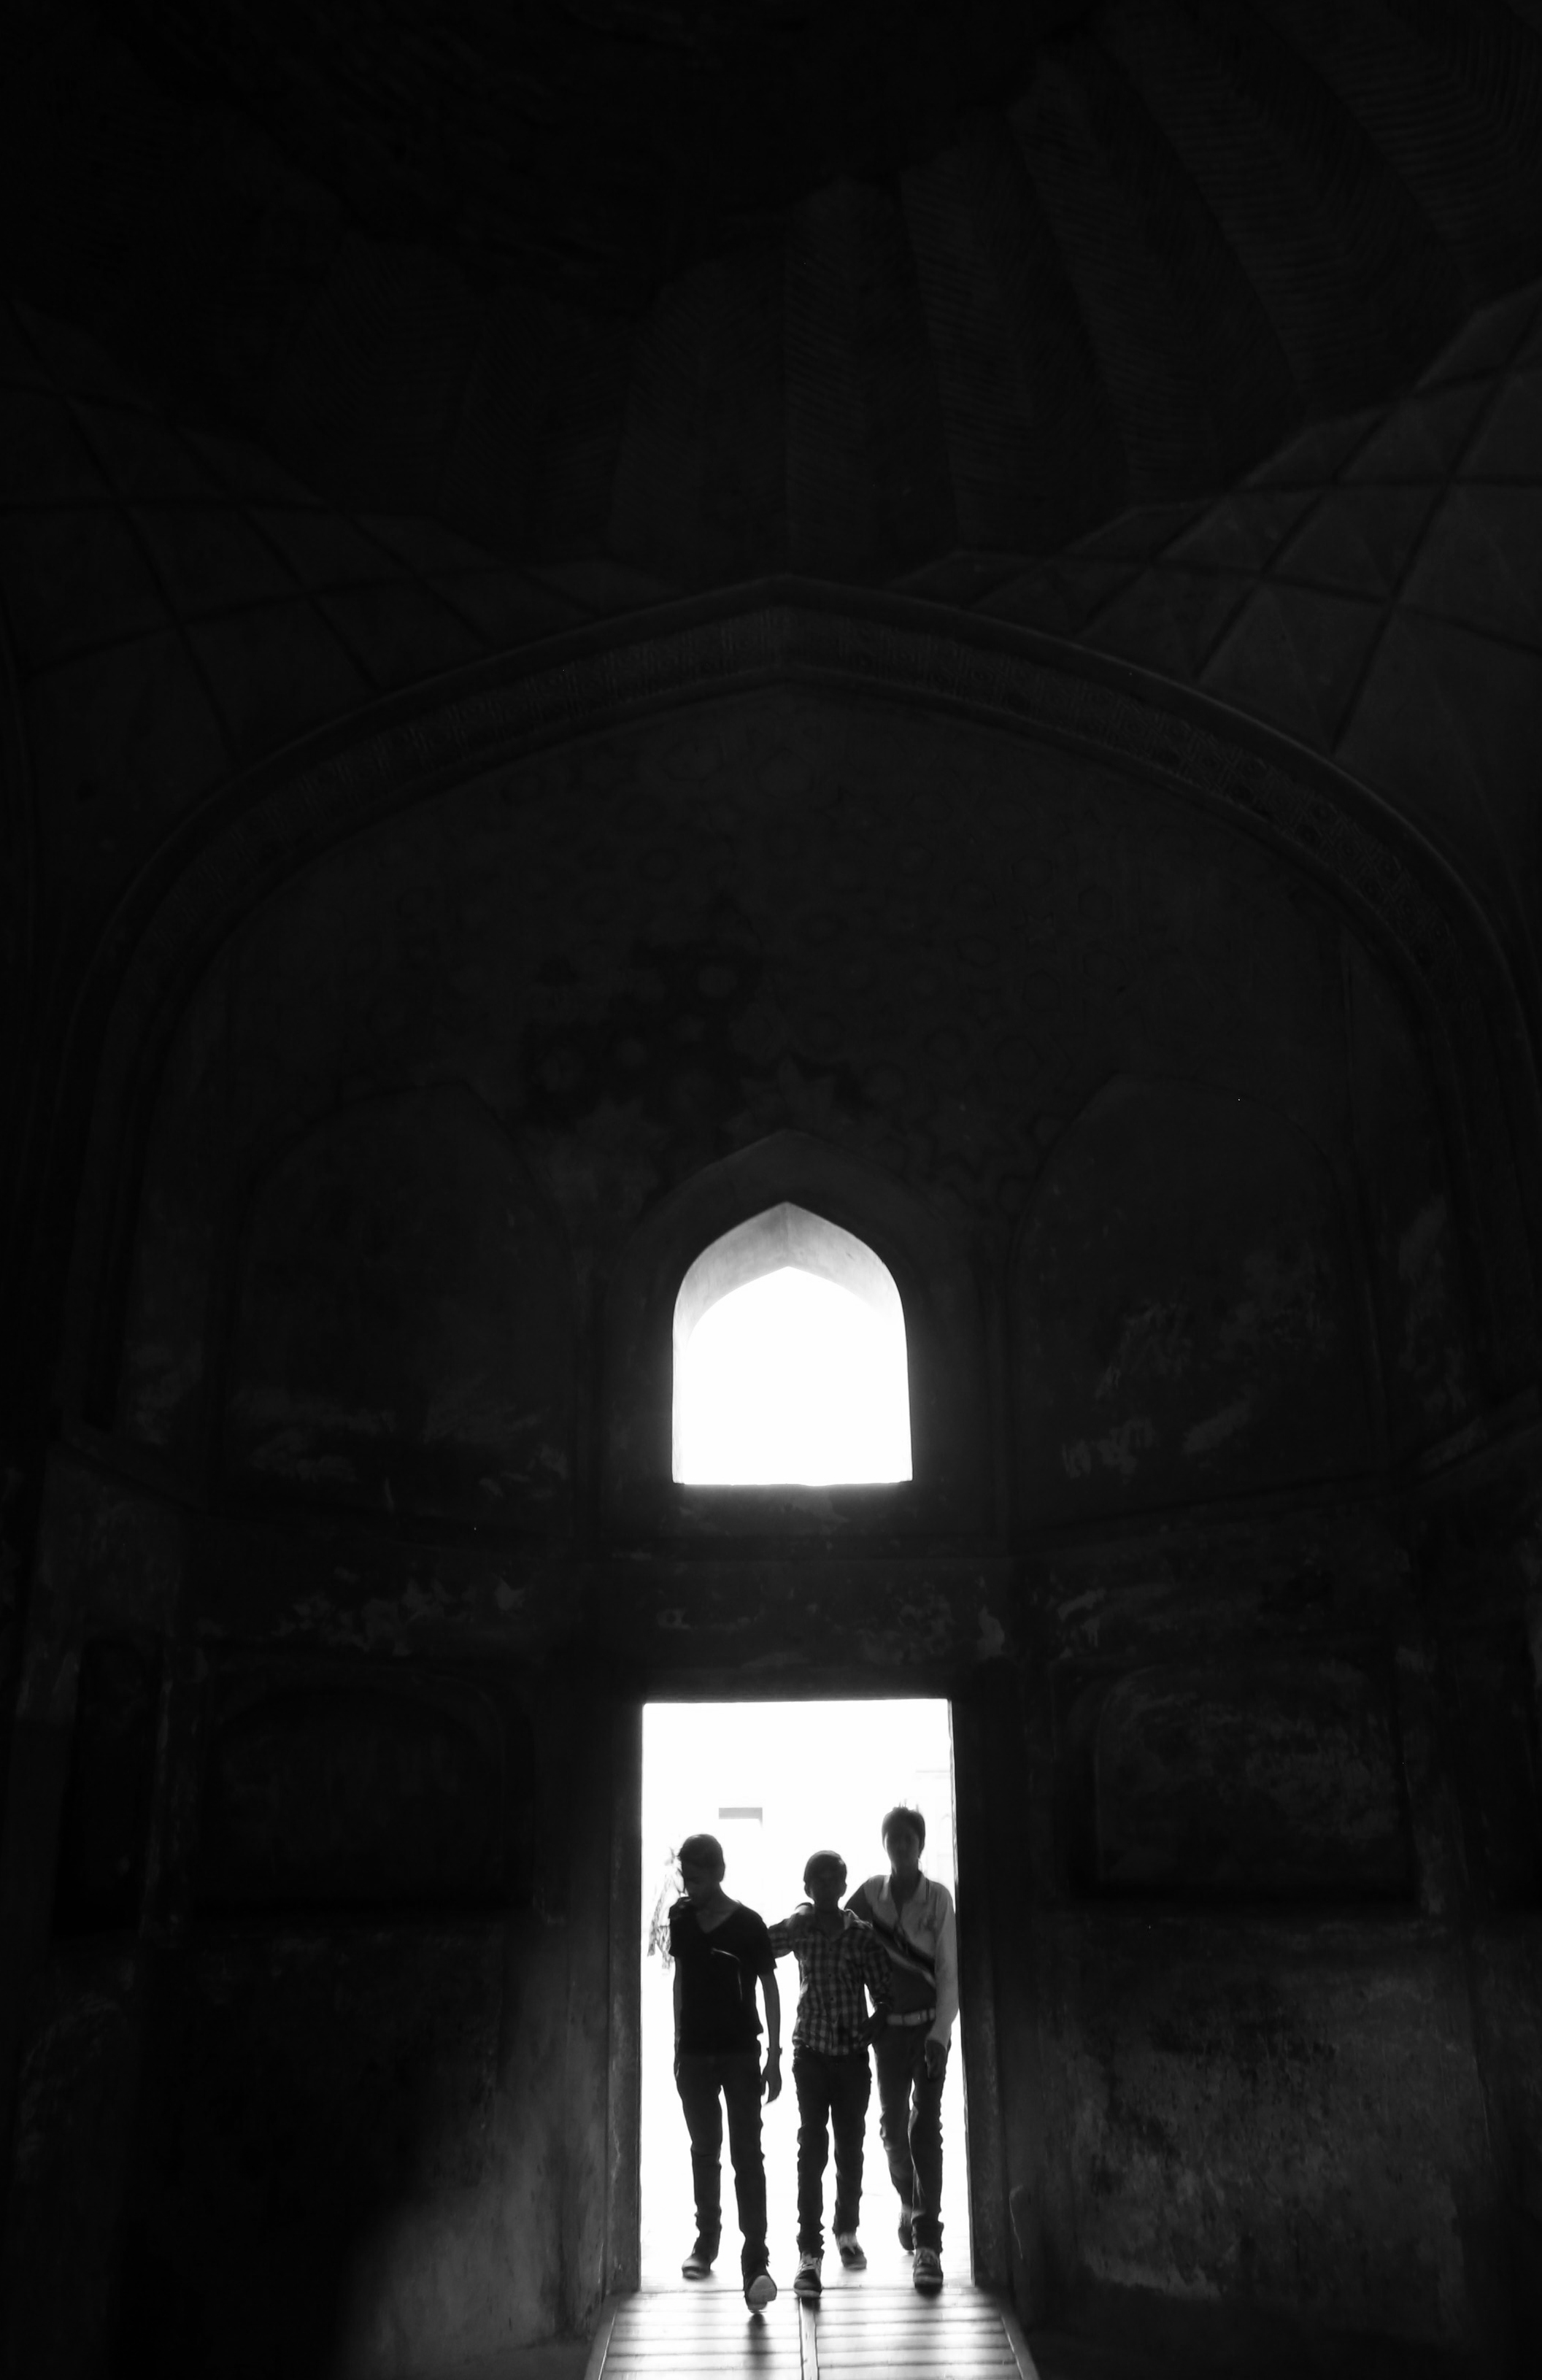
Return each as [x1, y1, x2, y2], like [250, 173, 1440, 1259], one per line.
[1010, 1077, 1376, 1525]
[13, 597, 1542, 2380]
[603, 1131, 987, 1536]
[671, 1204, 911, 1484]
[220, 1085, 577, 1528]
[58, 596, 1538, 1455]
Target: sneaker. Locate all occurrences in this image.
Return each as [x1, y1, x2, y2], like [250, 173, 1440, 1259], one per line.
[913, 2245, 943, 2293]
[835, 2232, 866, 2270]
[897, 2208, 914, 2252]
[793, 2251, 822, 2300]
[682, 2241, 716, 2279]
[744, 2270, 777, 2310]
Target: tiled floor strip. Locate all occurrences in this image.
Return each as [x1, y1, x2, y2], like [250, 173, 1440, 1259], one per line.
[587, 2284, 1040, 2380]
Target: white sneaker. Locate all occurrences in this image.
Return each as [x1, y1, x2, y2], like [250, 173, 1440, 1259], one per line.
[913, 2246, 943, 2293]
[744, 2270, 777, 2310]
[835, 2231, 866, 2270]
[793, 2251, 822, 2299]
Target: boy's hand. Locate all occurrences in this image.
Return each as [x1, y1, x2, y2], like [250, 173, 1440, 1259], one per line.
[762, 2048, 782, 2103]
[923, 2038, 947, 2081]
[865, 2011, 887, 2049]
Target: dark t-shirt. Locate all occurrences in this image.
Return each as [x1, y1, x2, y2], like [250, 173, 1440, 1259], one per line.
[668, 1897, 775, 2055]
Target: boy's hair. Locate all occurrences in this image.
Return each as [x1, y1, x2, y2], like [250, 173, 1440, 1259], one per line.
[881, 1804, 926, 1851]
[803, 1849, 847, 1888]
[678, 1833, 725, 1879]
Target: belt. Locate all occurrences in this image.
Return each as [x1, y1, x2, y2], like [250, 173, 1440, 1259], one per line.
[886, 2006, 937, 2029]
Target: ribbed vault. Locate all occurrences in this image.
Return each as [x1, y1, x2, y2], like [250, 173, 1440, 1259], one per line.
[4, 0, 1542, 578]
[4, 280, 1541, 1002]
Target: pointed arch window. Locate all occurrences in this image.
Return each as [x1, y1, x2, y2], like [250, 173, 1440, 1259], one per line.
[672, 1204, 911, 1486]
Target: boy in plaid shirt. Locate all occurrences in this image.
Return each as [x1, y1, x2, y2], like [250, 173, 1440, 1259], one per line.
[767, 1850, 893, 2298]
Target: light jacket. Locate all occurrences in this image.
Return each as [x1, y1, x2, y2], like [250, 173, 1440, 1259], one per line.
[847, 1871, 959, 2051]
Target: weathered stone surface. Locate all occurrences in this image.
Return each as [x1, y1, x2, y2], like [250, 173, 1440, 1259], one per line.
[0, 1945, 141, 2379]
[222, 1085, 577, 1527]
[53, 1633, 161, 1933]
[1344, 933, 1479, 1457]
[1013, 1077, 1373, 1520]
[113, 688, 1449, 1533]
[1448, 1631, 1542, 1910]
[1039, 1911, 1494, 2350]
[117, 1926, 534, 2378]
[194, 1668, 531, 1914]
[1073, 1654, 1411, 1900]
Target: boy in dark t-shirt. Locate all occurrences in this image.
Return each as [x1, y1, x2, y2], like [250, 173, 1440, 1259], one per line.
[668, 1832, 782, 2308]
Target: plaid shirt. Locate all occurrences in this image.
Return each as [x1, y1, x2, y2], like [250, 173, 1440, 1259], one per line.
[766, 1906, 893, 2057]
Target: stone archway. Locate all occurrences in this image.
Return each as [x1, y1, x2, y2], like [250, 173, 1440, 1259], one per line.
[4, 588, 1538, 2377]
[51, 586, 1540, 1440]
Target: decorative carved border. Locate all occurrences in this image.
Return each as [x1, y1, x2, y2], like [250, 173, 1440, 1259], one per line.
[61, 584, 1541, 1414]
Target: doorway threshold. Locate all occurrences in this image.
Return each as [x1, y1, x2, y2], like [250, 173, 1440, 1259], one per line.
[585, 2277, 1041, 2379]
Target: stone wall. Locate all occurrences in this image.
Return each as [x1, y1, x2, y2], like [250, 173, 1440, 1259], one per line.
[0, 682, 1536, 2378]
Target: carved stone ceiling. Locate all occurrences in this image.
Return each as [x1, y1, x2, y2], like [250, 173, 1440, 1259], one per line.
[5, 0, 1542, 571]
[112, 0, 1096, 301]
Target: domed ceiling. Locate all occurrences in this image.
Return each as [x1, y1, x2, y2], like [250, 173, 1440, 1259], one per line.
[112, 0, 1097, 301]
[5, 0, 1542, 577]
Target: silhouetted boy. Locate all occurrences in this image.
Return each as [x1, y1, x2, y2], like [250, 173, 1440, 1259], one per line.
[846, 1806, 957, 2295]
[768, 1850, 892, 2299]
[668, 1832, 782, 2308]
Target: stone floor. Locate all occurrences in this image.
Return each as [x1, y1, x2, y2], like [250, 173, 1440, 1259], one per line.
[589, 2276, 1035, 2378]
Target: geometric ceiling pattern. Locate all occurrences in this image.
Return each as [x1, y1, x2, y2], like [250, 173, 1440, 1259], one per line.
[6, 279, 1542, 1012]
[969, 276, 1542, 982]
[5, 0, 1542, 588]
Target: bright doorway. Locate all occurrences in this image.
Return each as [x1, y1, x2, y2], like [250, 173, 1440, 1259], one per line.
[639, 1698, 970, 2287]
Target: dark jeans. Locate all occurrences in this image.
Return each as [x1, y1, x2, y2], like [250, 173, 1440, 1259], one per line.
[792, 2048, 871, 2255]
[674, 2050, 768, 2279]
[875, 2025, 947, 2253]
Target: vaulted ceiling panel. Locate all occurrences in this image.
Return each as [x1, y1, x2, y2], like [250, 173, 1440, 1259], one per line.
[1260, 0, 1542, 293]
[901, 111, 1123, 552]
[1099, 0, 1465, 408]
[1009, 37, 1298, 497]
[609, 249, 788, 585]
[785, 179, 955, 579]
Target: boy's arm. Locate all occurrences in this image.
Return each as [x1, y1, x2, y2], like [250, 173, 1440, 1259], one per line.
[761, 1968, 782, 2056]
[860, 1928, 893, 2045]
[766, 1903, 813, 1957]
[672, 1960, 682, 2052]
[863, 1930, 894, 2009]
[760, 1967, 782, 2103]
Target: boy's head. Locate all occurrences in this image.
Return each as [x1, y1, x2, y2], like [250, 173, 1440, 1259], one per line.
[803, 1850, 847, 1913]
[678, 1833, 725, 1905]
[882, 1806, 925, 1879]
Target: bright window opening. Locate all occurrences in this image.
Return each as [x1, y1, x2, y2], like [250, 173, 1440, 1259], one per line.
[672, 1205, 911, 1485]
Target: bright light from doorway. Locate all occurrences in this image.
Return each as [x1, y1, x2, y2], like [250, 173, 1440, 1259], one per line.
[675, 1265, 911, 1484]
[640, 1697, 968, 2286]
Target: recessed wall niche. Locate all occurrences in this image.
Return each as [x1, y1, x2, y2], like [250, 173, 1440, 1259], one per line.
[1011, 1077, 1375, 1526]
[671, 1203, 912, 1485]
[221, 1085, 576, 1528]
[194, 1663, 535, 1914]
[1057, 1654, 1414, 1903]
[51, 1636, 161, 1935]
[604, 1130, 988, 1536]
[104, 685, 1480, 1533]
